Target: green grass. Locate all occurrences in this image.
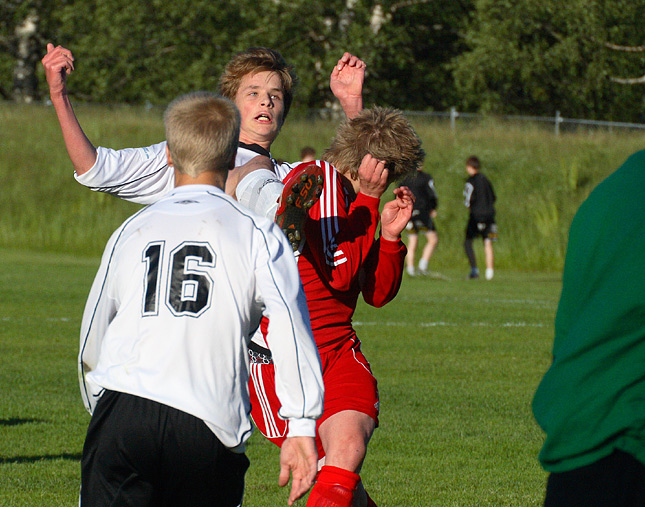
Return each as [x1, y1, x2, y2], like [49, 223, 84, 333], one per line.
[1, 101, 643, 270]
[0, 249, 557, 506]
[0, 101, 637, 504]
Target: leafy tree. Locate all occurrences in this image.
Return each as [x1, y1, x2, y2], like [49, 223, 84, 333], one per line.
[228, 0, 473, 112]
[452, 0, 645, 121]
[3, 0, 640, 121]
[52, 0, 246, 104]
[0, 0, 65, 102]
[359, 0, 473, 111]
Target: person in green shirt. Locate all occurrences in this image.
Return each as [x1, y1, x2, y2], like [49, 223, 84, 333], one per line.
[532, 150, 645, 506]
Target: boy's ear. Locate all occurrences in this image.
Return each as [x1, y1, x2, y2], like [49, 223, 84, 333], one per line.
[166, 145, 173, 167]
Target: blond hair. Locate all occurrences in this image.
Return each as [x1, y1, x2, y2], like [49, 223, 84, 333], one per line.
[323, 107, 425, 184]
[218, 47, 297, 122]
[164, 92, 240, 177]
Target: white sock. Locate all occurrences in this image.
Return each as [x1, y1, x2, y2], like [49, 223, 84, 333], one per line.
[418, 259, 428, 272]
[407, 266, 415, 276]
[235, 169, 283, 220]
[485, 268, 494, 280]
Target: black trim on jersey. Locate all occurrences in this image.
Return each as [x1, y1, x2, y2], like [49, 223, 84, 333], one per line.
[248, 341, 272, 358]
[238, 142, 271, 158]
[88, 143, 277, 195]
[88, 165, 170, 193]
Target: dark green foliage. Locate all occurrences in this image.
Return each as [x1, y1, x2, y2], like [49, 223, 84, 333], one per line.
[2, 0, 642, 120]
[452, 0, 645, 121]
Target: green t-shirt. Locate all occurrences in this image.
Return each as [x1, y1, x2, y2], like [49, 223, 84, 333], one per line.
[532, 150, 645, 473]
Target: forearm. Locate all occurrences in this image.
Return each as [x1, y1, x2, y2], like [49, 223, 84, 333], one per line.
[339, 94, 363, 120]
[50, 90, 97, 175]
[361, 237, 406, 307]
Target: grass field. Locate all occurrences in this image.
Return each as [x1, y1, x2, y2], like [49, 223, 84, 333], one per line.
[0, 248, 556, 506]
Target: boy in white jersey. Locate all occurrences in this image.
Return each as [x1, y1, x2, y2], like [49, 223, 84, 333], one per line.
[78, 92, 324, 506]
[41, 43, 364, 197]
[43, 43, 364, 248]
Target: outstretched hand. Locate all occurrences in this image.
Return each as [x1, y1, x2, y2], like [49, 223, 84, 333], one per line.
[279, 436, 318, 506]
[381, 186, 415, 241]
[42, 43, 75, 97]
[330, 52, 365, 120]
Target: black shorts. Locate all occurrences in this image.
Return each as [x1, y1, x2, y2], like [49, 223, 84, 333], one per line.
[465, 216, 497, 240]
[544, 449, 645, 506]
[81, 390, 249, 507]
[406, 209, 436, 234]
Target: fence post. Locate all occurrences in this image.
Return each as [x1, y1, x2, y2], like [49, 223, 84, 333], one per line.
[450, 107, 457, 131]
[555, 110, 561, 136]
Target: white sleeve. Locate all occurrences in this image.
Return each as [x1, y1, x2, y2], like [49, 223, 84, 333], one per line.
[235, 169, 283, 220]
[275, 160, 297, 180]
[74, 142, 175, 205]
[78, 227, 122, 414]
[254, 222, 324, 436]
[464, 182, 474, 208]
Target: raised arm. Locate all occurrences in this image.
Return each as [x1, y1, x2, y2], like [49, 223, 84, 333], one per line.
[360, 186, 414, 307]
[330, 52, 365, 120]
[42, 43, 97, 175]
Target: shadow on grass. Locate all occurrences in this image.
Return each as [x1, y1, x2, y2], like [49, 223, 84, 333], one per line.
[0, 453, 81, 465]
[0, 417, 47, 427]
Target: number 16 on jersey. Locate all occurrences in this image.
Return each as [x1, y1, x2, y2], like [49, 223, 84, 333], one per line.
[142, 241, 216, 318]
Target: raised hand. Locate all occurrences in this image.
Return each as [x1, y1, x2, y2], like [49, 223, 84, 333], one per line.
[42, 43, 75, 97]
[381, 186, 415, 241]
[330, 52, 365, 120]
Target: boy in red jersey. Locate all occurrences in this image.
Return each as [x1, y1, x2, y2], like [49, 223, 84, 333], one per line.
[246, 107, 424, 507]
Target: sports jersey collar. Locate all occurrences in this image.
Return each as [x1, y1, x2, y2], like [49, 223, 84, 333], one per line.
[170, 184, 224, 195]
[238, 142, 272, 158]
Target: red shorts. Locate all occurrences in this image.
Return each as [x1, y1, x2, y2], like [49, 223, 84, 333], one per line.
[249, 338, 379, 458]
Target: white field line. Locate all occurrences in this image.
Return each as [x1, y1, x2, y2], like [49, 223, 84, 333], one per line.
[1, 317, 72, 322]
[397, 296, 557, 309]
[353, 321, 546, 328]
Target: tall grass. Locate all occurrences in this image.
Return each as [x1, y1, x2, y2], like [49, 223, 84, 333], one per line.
[1, 102, 643, 269]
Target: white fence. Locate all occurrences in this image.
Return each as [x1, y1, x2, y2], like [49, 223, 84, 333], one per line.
[402, 107, 645, 135]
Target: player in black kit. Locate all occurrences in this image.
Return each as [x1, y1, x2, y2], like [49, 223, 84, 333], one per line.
[463, 156, 497, 280]
[400, 167, 438, 276]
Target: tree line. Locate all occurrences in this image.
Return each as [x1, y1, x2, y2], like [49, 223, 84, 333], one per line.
[1, 0, 643, 122]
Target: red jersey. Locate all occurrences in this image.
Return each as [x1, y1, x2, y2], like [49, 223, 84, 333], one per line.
[295, 160, 406, 353]
[249, 160, 406, 449]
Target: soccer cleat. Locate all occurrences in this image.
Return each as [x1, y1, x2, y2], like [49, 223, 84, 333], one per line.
[468, 268, 479, 279]
[275, 163, 324, 251]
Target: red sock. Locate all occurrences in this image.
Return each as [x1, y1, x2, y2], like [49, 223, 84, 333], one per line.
[365, 490, 378, 507]
[307, 466, 360, 507]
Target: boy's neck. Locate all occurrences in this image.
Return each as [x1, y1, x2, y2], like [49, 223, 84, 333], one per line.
[174, 169, 227, 191]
